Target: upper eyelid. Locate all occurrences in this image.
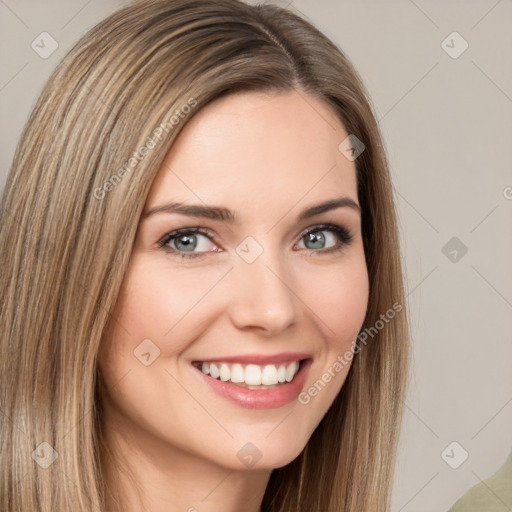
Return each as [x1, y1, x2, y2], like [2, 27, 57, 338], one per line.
[297, 223, 348, 237]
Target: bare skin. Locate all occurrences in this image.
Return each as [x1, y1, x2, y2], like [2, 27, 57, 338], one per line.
[98, 89, 369, 512]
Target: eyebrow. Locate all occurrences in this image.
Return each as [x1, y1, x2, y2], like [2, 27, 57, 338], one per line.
[142, 196, 360, 223]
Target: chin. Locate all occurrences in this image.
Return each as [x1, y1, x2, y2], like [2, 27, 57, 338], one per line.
[221, 430, 311, 471]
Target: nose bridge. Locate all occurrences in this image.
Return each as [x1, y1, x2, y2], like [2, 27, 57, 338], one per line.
[228, 239, 298, 334]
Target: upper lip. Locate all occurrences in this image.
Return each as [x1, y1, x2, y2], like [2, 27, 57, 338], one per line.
[192, 352, 312, 365]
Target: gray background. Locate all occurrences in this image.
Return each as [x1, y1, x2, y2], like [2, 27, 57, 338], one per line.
[1, 1, 511, 511]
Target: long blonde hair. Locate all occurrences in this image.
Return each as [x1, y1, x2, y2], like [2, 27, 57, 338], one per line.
[0, 1, 409, 510]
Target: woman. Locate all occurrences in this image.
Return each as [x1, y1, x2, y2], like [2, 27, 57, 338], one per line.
[0, 1, 409, 510]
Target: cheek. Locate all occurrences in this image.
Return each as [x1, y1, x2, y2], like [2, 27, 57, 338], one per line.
[96, 258, 220, 440]
[293, 259, 368, 429]
[105, 257, 225, 359]
[305, 255, 369, 347]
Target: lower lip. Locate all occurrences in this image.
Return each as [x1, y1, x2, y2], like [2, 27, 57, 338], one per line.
[194, 360, 312, 410]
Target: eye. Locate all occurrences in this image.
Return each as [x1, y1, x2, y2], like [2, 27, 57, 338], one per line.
[158, 227, 219, 259]
[296, 224, 353, 254]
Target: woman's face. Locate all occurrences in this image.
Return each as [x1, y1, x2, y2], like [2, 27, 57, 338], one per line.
[98, 89, 369, 472]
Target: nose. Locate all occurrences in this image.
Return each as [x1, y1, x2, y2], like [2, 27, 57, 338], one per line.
[227, 248, 298, 336]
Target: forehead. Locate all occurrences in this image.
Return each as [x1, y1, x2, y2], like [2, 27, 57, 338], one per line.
[145, 90, 358, 217]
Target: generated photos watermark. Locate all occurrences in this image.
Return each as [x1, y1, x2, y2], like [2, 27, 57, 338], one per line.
[298, 301, 403, 405]
[93, 97, 197, 200]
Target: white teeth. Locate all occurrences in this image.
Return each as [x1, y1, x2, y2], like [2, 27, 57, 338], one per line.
[230, 363, 245, 383]
[219, 363, 230, 382]
[209, 363, 220, 379]
[245, 364, 262, 385]
[261, 364, 278, 385]
[285, 361, 298, 382]
[197, 360, 301, 386]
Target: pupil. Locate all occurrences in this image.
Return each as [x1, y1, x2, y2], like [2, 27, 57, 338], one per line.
[176, 234, 197, 252]
[306, 231, 325, 249]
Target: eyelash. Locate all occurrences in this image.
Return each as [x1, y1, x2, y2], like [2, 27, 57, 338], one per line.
[157, 224, 353, 260]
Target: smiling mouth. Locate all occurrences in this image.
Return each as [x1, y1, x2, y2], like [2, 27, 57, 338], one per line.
[192, 360, 305, 389]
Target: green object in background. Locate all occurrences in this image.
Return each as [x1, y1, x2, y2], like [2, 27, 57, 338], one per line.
[448, 451, 512, 512]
